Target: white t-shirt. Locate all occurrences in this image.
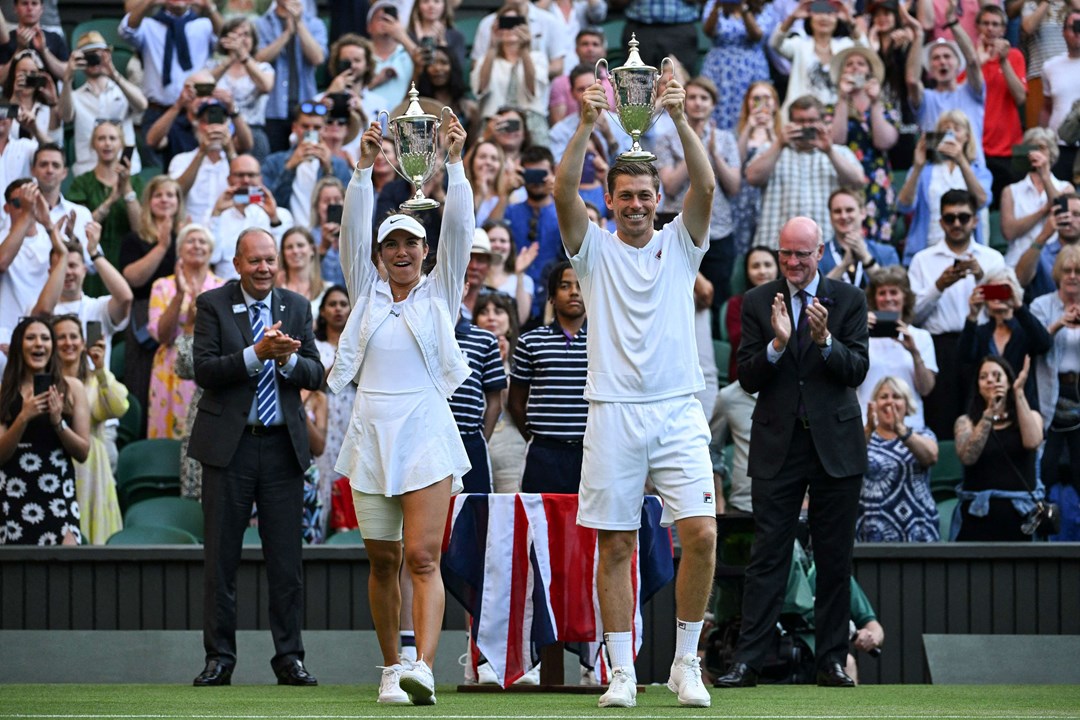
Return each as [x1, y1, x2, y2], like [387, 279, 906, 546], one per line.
[858, 325, 939, 431]
[0, 138, 36, 203]
[71, 81, 142, 177]
[0, 225, 51, 344]
[53, 295, 131, 375]
[1042, 53, 1080, 135]
[208, 204, 294, 279]
[167, 149, 230, 225]
[568, 215, 707, 402]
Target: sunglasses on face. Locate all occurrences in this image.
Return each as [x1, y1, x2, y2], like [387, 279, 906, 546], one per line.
[299, 102, 329, 116]
[942, 212, 973, 225]
[326, 117, 349, 126]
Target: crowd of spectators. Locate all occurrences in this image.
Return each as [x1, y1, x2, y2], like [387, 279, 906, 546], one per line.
[1, 0, 1079, 545]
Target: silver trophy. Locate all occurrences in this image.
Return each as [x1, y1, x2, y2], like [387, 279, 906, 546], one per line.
[595, 34, 674, 163]
[377, 84, 454, 211]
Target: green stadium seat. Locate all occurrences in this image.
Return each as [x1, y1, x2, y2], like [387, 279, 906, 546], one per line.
[931, 439, 962, 501]
[713, 340, 731, 388]
[136, 166, 164, 187]
[115, 392, 142, 452]
[115, 438, 182, 511]
[937, 496, 958, 541]
[717, 298, 730, 342]
[106, 525, 199, 545]
[109, 338, 125, 377]
[729, 252, 747, 296]
[124, 497, 204, 541]
[243, 525, 262, 546]
[325, 528, 364, 545]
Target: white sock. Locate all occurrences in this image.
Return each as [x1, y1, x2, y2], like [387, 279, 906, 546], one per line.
[674, 619, 704, 662]
[400, 631, 417, 663]
[604, 632, 635, 679]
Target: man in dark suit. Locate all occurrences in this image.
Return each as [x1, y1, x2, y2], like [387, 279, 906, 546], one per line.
[717, 216, 869, 689]
[188, 228, 324, 687]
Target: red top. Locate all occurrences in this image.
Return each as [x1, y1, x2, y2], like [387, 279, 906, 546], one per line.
[975, 49, 1027, 158]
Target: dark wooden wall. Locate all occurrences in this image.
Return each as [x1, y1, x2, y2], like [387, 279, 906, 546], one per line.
[4, 543, 1078, 684]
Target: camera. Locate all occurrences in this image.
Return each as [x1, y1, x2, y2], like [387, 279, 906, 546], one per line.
[498, 15, 526, 30]
[25, 73, 47, 89]
[1021, 502, 1061, 537]
[798, 126, 817, 142]
[195, 82, 215, 97]
[204, 104, 227, 124]
[420, 36, 436, 63]
[851, 73, 866, 90]
[84, 51, 102, 67]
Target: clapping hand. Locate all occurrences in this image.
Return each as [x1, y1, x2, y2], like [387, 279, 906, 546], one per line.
[770, 293, 792, 351]
[806, 298, 830, 346]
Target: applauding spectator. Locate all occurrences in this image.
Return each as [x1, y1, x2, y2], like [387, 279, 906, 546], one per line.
[365, 0, 417, 114]
[208, 17, 274, 160]
[0, 0, 68, 83]
[407, 0, 468, 73]
[1000, 129, 1073, 272]
[0, 180, 64, 341]
[820, 188, 899, 288]
[5, 49, 59, 145]
[974, 6, 1026, 207]
[168, 99, 242, 225]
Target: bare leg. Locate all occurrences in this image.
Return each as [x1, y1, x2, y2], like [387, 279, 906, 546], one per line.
[400, 477, 453, 662]
[597, 529, 637, 632]
[672, 515, 717, 622]
[365, 539, 404, 666]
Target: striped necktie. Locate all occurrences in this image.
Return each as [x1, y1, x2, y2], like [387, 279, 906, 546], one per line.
[251, 302, 277, 426]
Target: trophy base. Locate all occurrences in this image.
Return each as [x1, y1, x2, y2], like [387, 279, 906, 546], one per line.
[399, 197, 441, 211]
[617, 149, 657, 163]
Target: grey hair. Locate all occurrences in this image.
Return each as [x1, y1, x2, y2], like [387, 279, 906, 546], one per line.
[177, 222, 216, 255]
[234, 226, 274, 259]
[979, 266, 1023, 306]
[1021, 126, 1061, 165]
[871, 375, 919, 417]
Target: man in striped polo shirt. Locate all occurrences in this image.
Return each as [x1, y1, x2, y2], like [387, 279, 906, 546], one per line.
[448, 304, 508, 494]
[508, 261, 589, 494]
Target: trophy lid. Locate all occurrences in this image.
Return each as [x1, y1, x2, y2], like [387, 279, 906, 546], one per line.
[619, 34, 657, 72]
[394, 84, 438, 122]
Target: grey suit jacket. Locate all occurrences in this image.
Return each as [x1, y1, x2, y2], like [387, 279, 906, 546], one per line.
[736, 275, 870, 480]
[188, 281, 324, 469]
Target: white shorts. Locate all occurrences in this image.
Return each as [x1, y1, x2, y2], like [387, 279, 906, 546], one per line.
[351, 490, 404, 542]
[578, 396, 715, 530]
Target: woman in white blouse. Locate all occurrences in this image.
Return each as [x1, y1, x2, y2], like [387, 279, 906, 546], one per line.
[1000, 127, 1074, 267]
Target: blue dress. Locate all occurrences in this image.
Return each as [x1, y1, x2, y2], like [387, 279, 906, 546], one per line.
[700, 3, 778, 130]
[857, 430, 940, 542]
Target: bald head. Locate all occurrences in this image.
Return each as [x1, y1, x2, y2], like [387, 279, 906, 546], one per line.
[777, 217, 824, 290]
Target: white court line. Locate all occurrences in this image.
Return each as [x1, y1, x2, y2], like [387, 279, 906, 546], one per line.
[2, 715, 1078, 719]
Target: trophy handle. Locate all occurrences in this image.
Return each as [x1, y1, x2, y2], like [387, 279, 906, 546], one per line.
[377, 110, 414, 185]
[438, 106, 456, 166]
[594, 58, 608, 84]
[641, 56, 678, 136]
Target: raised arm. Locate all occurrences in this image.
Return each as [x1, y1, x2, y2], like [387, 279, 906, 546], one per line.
[555, 83, 608, 257]
[663, 81, 715, 246]
[432, 114, 475, 304]
[340, 122, 383, 299]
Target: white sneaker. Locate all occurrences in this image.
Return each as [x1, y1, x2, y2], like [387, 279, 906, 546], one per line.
[515, 663, 540, 685]
[399, 658, 437, 706]
[476, 661, 500, 685]
[667, 654, 711, 708]
[376, 664, 409, 704]
[598, 667, 637, 708]
[580, 665, 598, 686]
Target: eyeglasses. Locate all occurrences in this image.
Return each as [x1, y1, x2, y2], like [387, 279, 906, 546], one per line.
[299, 102, 329, 116]
[942, 212, 973, 225]
[326, 117, 349, 126]
[778, 249, 815, 260]
[1060, 266, 1080, 275]
[94, 118, 122, 127]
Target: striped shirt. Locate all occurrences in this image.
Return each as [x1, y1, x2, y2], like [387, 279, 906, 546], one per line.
[449, 322, 507, 436]
[510, 321, 589, 441]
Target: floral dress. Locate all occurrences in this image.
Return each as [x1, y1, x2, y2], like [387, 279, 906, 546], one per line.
[1, 403, 82, 545]
[730, 144, 765, 257]
[315, 338, 354, 536]
[700, 3, 778, 130]
[147, 273, 224, 439]
[840, 102, 900, 245]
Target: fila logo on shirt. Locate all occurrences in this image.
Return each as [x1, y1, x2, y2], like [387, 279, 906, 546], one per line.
[655, 248, 662, 260]
[703, 491, 713, 504]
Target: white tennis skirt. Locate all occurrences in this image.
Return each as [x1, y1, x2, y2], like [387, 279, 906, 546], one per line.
[335, 385, 469, 497]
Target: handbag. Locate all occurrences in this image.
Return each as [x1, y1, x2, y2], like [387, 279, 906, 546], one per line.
[990, 429, 1062, 538]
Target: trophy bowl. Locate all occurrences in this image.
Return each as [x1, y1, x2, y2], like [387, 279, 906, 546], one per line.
[595, 34, 673, 163]
[378, 84, 454, 211]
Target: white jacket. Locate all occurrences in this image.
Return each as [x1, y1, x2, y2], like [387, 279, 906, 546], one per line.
[327, 162, 474, 398]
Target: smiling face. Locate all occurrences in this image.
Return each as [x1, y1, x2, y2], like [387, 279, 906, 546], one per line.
[52, 318, 84, 368]
[476, 298, 511, 337]
[282, 231, 314, 272]
[427, 50, 452, 86]
[22, 320, 52, 373]
[685, 84, 715, 124]
[486, 225, 512, 262]
[746, 249, 778, 288]
[234, 230, 278, 299]
[871, 6, 897, 32]
[809, 8, 838, 36]
[471, 141, 501, 184]
[419, 0, 445, 22]
[777, 218, 824, 290]
[379, 230, 428, 288]
[63, 252, 87, 297]
[606, 174, 659, 241]
[179, 229, 211, 268]
[320, 289, 351, 331]
[829, 191, 866, 236]
[874, 283, 905, 313]
[150, 182, 181, 220]
[977, 359, 1009, 404]
[1058, 255, 1080, 295]
[31, 148, 66, 195]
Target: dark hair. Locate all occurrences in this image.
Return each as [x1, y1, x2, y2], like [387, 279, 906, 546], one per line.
[474, 290, 520, 355]
[788, 94, 825, 119]
[744, 246, 779, 289]
[416, 45, 467, 101]
[482, 218, 517, 274]
[546, 260, 575, 303]
[4, 49, 49, 105]
[4, 177, 33, 203]
[520, 145, 555, 167]
[976, 4, 1007, 23]
[314, 284, 350, 342]
[966, 355, 1018, 423]
[0, 315, 68, 425]
[576, 27, 605, 46]
[569, 62, 595, 89]
[51, 314, 90, 382]
[32, 142, 64, 168]
[941, 188, 976, 214]
[606, 159, 660, 195]
[216, 17, 258, 56]
[329, 33, 375, 86]
[865, 264, 916, 324]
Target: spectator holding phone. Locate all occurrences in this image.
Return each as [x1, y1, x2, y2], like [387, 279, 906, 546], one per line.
[325, 34, 376, 121]
[168, 99, 241, 225]
[858, 264, 937, 429]
[0, 315, 89, 545]
[1039, 7, 1080, 182]
[465, 138, 517, 225]
[896, 110, 992, 264]
[731, 82, 780, 257]
[505, 145, 561, 320]
[51, 313, 126, 544]
[472, 7, 550, 147]
[366, 0, 417, 115]
[407, 0, 468, 73]
[207, 17, 274, 161]
[0, 0, 68, 84]
[0, 88, 35, 198]
[66, 120, 143, 268]
[866, 0, 924, 172]
[208, 154, 293, 279]
[700, 0, 776, 131]
[959, 268, 1051, 408]
[262, 101, 353, 229]
[255, 0, 327, 153]
[4, 48, 58, 145]
[59, 31, 147, 178]
[310, 176, 346, 286]
[415, 45, 478, 138]
[1000, 128, 1073, 270]
[1015, 193, 1080, 298]
[484, 105, 532, 166]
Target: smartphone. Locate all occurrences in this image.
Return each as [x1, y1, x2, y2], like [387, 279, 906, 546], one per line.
[304, 129, 320, 145]
[497, 118, 522, 133]
[33, 373, 52, 396]
[382, 4, 398, 19]
[85, 320, 103, 347]
[195, 82, 215, 97]
[851, 73, 866, 89]
[420, 36, 436, 62]
[248, 185, 264, 204]
[799, 126, 817, 142]
[581, 152, 596, 185]
[233, 190, 250, 204]
[121, 145, 135, 163]
[327, 91, 351, 118]
[869, 311, 900, 338]
[924, 131, 943, 163]
[809, 0, 836, 13]
[25, 73, 46, 89]
[982, 284, 1012, 301]
[205, 104, 226, 124]
[498, 15, 526, 29]
[84, 51, 102, 67]
[0, 104, 18, 119]
[326, 203, 344, 224]
[1011, 143, 1033, 176]
[1054, 195, 1070, 215]
[523, 168, 548, 185]
[1073, 19, 1080, 34]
